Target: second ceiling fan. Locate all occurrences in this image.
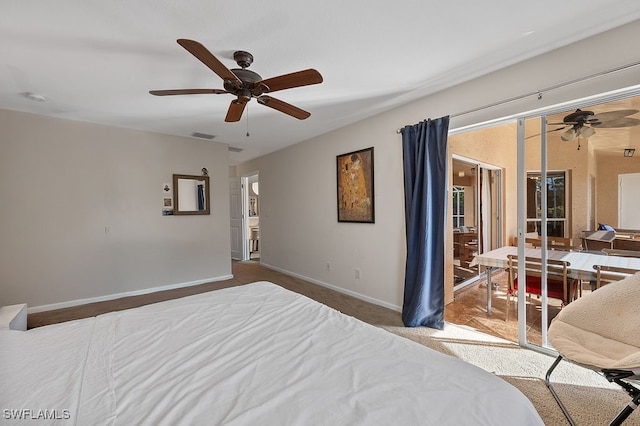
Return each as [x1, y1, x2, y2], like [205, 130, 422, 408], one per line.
[150, 39, 323, 122]
[548, 108, 640, 141]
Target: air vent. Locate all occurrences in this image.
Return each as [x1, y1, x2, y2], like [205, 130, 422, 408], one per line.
[228, 147, 244, 152]
[191, 132, 216, 140]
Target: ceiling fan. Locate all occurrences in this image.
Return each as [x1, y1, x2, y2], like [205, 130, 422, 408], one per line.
[547, 108, 640, 141]
[150, 39, 323, 122]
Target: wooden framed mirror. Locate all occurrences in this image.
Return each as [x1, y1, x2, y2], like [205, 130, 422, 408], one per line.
[173, 174, 210, 215]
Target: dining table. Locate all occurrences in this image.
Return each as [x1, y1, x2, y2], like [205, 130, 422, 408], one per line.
[470, 246, 640, 315]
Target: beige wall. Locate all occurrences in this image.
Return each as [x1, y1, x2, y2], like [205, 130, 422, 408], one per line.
[236, 119, 408, 310]
[0, 109, 232, 309]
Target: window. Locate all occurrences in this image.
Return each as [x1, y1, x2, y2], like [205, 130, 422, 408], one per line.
[453, 186, 465, 228]
[526, 171, 567, 237]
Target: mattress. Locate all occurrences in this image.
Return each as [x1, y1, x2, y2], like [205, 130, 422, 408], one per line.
[0, 281, 543, 425]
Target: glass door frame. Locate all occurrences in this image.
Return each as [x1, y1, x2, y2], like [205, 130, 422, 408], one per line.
[515, 85, 640, 354]
[517, 116, 553, 349]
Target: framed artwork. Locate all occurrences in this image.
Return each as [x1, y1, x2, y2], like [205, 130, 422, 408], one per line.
[337, 147, 375, 223]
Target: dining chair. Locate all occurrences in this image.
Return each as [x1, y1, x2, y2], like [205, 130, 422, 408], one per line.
[593, 264, 640, 289]
[602, 248, 640, 258]
[506, 255, 575, 320]
[526, 236, 575, 251]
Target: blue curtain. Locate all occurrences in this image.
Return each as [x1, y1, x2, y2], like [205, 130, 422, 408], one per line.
[401, 116, 449, 329]
[197, 184, 205, 211]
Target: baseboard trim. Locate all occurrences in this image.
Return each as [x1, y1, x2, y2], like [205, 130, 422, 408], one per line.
[260, 262, 402, 313]
[27, 274, 234, 314]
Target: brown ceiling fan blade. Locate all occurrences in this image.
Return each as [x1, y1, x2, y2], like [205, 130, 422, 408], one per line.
[258, 69, 323, 93]
[149, 89, 227, 96]
[225, 100, 246, 122]
[257, 95, 311, 120]
[177, 39, 241, 84]
[591, 117, 640, 128]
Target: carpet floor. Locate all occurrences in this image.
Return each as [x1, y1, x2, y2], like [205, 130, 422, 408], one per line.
[28, 261, 639, 425]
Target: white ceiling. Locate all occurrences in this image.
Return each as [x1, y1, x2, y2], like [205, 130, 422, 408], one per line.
[2, 1, 640, 165]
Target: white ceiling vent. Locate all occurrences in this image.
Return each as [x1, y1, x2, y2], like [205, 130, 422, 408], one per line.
[228, 146, 244, 152]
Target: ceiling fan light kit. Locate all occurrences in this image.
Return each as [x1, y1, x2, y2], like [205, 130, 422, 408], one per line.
[150, 39, 323, 123]
[560, 127, 577, 141]
[579, 126, 595, 138]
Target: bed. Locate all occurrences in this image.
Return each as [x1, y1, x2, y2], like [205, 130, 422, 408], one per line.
[0, 281, 542, 425]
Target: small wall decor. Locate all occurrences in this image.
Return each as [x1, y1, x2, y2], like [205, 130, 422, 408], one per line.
[337, 147, 374, 223]
[162, 183, 174, 215]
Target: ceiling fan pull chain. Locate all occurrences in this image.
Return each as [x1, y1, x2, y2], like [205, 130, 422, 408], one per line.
[246, 103, 250, 137]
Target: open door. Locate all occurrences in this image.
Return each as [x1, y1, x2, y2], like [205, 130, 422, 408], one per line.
[229, 177, 244, 260]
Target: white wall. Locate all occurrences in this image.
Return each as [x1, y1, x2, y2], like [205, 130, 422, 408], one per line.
[0, 109, 231, 309]
[236, 20, 640, 310]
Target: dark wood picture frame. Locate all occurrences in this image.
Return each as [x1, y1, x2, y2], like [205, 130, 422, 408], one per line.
[337, 147, 375, 223]
[173, 174, 211, 215]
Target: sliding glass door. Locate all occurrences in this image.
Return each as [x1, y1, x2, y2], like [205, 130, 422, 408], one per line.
[446, 89, 639, 351]
[516, 94, 638, 350]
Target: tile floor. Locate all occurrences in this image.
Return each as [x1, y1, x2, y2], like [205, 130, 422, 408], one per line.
[445, 270, 564, 346]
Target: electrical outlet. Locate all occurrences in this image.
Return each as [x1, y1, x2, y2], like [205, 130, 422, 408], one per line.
[325, 262, 331, 271]
[354, 268, 361, 279]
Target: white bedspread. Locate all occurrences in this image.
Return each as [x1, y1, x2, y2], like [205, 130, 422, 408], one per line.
[1, 282, 543, 425]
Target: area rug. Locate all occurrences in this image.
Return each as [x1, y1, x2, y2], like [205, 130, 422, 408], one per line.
[382, 323, 639, 425]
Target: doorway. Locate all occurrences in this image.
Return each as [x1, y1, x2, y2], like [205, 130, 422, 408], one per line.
[619, 173, 640, 228]
[451, 156, 502, 290]
[229, 173, 260, 261]
[246, 174, 260, 260]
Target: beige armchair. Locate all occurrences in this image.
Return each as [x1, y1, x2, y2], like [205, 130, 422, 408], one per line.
[546, 272, 640, 425]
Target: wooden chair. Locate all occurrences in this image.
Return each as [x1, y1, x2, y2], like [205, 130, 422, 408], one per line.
[614, 237, 640, 251]
[582, 238, 613, 251]
[593, 264, 640, 289]
[506, 255, 575, 320]
[526, 236, 575, 251]
[602, 248, 640, 258]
